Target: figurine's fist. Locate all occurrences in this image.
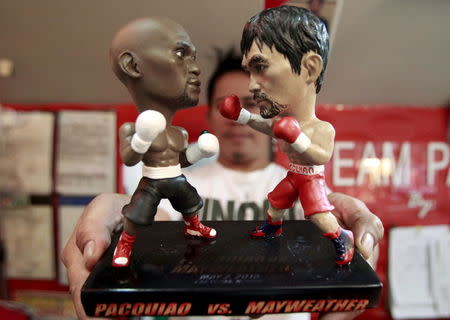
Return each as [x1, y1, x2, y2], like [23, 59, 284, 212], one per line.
[131, 110, 166, 154]
[273, 117, 301, 143]
[219, 95, 251, 124]
[186, 131, 219, 164]
[135, 110, 166, 140]
[197, 132, 219, 158]
[273, 117, 311, 154]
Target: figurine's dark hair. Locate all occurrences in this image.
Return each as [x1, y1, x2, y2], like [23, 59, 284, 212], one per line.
[207, 49, 245, 105]
[240, 5, 329, 93]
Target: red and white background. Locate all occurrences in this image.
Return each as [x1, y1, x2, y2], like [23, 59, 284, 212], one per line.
[3, 103, 449, 320]
[318, 105, 449, 319]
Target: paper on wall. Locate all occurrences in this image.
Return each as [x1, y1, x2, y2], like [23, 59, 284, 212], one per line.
[0, 205, 54, 279]
[0, 111, 53, 195]
[56, 110, 116, 195]
[389, 224, 450, 319]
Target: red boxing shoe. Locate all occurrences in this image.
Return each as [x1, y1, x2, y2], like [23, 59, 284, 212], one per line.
[183, 215, 217, 239]
[112, 232, 136, 267]
[324, 227, 355, 265]
[250, 215, 283, 238]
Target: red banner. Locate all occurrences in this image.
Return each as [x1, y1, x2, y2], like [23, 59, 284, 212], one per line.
[318, 105, 449, 227]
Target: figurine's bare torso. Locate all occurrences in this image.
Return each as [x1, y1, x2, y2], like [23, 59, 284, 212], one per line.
[278, 116, 335, 166]
[119, 123, 188, 167]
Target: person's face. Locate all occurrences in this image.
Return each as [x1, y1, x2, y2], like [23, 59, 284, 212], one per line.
[242, 41, 309, 118]
[208, 71, 271, 168]
[139, 24, 201, 109]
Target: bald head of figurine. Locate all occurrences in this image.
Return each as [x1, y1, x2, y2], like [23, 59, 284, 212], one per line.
[110, 17, 201, 113]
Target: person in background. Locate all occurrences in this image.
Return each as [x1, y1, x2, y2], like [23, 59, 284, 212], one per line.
[62, 51, 383, 320]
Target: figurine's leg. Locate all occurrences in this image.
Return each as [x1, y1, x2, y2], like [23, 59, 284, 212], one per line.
[251, 175, 297, 238]
[250, 205, 285, 238]
[113, 177, 159, 267]
[169, 176, 216, 239]
[310, 212, 354, 265]
[182, 213, 217, 239]
[112, 218, 136, 267]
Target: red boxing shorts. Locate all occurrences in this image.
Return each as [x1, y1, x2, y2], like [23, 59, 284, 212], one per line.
[268, 164, 334, 217]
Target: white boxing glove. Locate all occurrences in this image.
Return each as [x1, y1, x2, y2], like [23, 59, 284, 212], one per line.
[131, 110, 166, 154]
[186, 131, 219, 164]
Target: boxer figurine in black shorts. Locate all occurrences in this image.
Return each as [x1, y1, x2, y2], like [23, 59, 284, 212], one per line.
[110, 17, 218, 267]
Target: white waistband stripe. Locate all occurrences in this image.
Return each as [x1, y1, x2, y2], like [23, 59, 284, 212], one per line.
[142, 164, 182, 179]
[288, 163, 324, 175]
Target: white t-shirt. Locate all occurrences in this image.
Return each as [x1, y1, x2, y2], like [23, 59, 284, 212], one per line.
[124, 161, 309, 320]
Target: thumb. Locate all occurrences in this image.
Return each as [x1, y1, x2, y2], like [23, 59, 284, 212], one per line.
[81, 237, 111, 271]
[75, 193, 127, 270]
[76, 220, 112, 271]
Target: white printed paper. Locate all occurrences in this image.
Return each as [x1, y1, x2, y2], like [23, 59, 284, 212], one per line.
[56, 111, 116, 195]
[1, 205, 54, 279]
[0, 111, 53, 195]
[389, 225, 450, 319]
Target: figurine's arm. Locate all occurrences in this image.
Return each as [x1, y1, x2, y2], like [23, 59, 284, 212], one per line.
[219, 95, 273, 135]
[119, 122, 141, 166]
[179, 130, 219, 167]
[119, 110, 166, 166]
[177, 127, 191, 168]
[273, 117, 335, 165]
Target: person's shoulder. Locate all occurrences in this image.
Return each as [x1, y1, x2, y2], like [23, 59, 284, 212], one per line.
[310, 118, 335, 137]
[119, 122, 135, 138]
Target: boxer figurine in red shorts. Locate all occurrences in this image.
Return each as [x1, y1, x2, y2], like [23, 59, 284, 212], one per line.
[110, 17, 218, 267]
[220, 6, 354, 265]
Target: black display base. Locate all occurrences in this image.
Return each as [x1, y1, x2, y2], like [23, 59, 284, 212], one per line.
[82, 220, 382, 318]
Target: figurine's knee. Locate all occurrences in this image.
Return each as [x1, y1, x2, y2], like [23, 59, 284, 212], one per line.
[123, 217, 137, 236]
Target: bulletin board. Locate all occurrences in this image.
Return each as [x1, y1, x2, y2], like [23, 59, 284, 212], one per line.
[0, 103, 209, 302]
[1, 104, 118, 318]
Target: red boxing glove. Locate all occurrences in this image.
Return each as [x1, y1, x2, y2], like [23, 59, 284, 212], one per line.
[219, 95, 252, 124]
[273, 117, 301, 143]
[219, 95, 242, 120]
